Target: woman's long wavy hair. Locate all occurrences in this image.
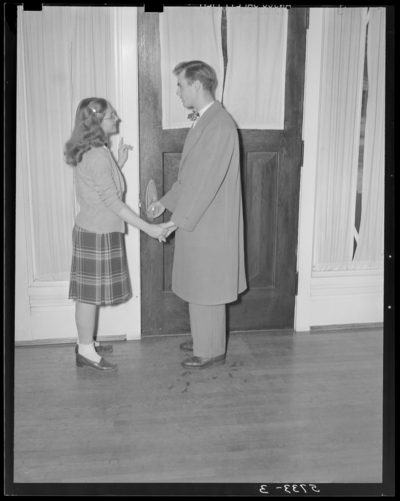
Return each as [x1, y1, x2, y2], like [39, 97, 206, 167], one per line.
[64, 98, 109, 166]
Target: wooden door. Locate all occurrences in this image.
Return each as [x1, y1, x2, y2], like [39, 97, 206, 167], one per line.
[138, 8, 307, 336]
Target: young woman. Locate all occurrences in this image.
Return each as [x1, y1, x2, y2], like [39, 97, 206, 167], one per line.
[65, 98, 167, 372]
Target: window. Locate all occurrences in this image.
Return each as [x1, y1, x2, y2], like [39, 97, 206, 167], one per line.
[353, 22, 368, 258]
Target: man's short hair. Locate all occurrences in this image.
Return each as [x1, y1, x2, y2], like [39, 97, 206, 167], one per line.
[173, 61, 217, 93]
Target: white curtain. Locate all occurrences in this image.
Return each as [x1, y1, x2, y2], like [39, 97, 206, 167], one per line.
[159, 6, 224, 129]
[17, 6, 119, 281]
[70, 8, 118, 120]
[313, 8, 367, 271]
[17, 7, 75, 281]
[353, 8, 385, 268]
[223, 7, 288, 129]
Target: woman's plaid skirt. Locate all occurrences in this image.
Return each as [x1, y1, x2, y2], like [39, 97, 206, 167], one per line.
[69, 225, 132, 306]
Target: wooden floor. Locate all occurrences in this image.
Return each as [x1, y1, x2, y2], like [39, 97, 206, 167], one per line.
[13, 327, 383, 484]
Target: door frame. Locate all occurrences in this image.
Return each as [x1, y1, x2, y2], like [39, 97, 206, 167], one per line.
[138, 7, 307, 336]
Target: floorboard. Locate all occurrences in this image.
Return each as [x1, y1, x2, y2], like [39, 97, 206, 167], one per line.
[13, 328, 383, 484]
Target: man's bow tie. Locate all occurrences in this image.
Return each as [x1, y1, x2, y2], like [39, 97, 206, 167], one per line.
[187, 110, 200, 121]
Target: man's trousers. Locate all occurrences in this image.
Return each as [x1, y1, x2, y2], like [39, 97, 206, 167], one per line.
[188, 302, 226, 358]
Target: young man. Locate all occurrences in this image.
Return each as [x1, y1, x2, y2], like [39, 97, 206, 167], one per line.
[149, 60, 247, 369]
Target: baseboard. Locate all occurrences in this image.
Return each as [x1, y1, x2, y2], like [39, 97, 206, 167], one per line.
[15, 335, 127, 347]
[310, 322, 383, 332]
[229, 328, 295, 335]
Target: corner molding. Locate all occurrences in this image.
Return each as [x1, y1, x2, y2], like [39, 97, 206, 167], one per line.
[309, 269, 384, 327]
[28, 282, 73, 311]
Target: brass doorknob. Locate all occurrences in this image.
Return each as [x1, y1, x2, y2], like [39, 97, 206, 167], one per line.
[145, 179, 158, 220]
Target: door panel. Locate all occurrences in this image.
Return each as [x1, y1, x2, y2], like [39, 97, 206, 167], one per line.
[244, 151, 278, 289]
[138, 8, 307, 336]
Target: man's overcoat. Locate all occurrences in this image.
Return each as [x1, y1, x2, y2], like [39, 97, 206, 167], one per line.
[159, 101, 247, 305]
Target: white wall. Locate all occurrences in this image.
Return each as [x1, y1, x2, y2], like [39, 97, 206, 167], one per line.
[115, 7, 142, 341]
[294, 8, 384, 331]
[15, 7, 141, 344]
[15, 7, 384, 343]
[15, 138, 32, 342]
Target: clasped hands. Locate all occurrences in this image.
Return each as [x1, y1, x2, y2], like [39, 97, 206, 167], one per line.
[114, 142, 176, 243]
[147, 201, 178, 243]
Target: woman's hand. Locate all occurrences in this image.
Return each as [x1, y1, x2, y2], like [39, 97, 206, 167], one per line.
[118, 137, 133, 168]
[146, 223, 168, 242]
[160, 220, 178, 238]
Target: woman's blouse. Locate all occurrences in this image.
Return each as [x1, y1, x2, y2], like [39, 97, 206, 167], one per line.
[74, 146, 126, 233]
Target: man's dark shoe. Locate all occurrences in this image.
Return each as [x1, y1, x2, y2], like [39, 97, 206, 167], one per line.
[181, 354, 225, 369]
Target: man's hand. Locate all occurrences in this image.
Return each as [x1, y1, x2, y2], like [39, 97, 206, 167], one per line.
[147, 201, 166, 219]
[160, 220, 178, 238]
[145, 223, 168, 242]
